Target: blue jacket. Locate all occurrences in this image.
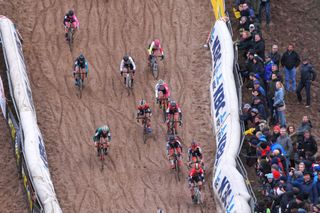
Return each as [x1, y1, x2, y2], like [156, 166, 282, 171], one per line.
[270, 143, 286, 156]
[273, 87, 285, 107]
[264, 60, 274, 81]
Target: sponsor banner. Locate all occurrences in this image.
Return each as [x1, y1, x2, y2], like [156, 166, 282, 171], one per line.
[211, 0, 226, 20]
[213, 166, 251, 213]
[0, 16, 62, 213]
[0, 76, 5, 118]
[210, 20, 251, 212]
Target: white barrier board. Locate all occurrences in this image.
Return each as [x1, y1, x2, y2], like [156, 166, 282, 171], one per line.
[0, 16, 62, 213]
[210, 20, 251, 212]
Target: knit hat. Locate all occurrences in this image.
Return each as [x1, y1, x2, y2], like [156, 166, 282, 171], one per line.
[273, 125, 280, 132]
[265, 173, 273, 179]
[253, 80, 260, 85]
[243, 103, 251, 109]
[272, 170, 281, 180]
[259, 135, 267, 142]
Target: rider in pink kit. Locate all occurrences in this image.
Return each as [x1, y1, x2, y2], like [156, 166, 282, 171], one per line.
[63, 10, 79, 39]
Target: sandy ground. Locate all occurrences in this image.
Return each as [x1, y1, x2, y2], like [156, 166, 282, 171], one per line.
[0, 0, 218, 212]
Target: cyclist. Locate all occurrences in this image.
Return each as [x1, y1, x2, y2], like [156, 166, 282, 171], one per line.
[120, 55, 136, 85]
[148, 39, 164, 61]
[73, 54, 88, 85]
[93, 125, 111, 155]
[155, 79, 170, 109]
[63, 10, 79, 40]
[166, 135, 183, 169]
[136, 99, 152, 133]
[188, 140, 204, 168]
[188, 163, 205, 200]
[166, 100, 182, 134]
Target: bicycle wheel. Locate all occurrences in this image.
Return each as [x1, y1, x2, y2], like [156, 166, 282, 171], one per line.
[175, 155, 180, 181]
[162, 101, 167, 122]
[68, 28, 73, 51]
[143, 126, 147, 144]
[125, 73, 131, 88]
[152, 62, 159, 79]
[99, 146, 104, 171]
[78, 78, 83, 99]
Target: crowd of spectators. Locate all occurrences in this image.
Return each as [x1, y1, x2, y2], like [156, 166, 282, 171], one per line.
[233, 1, 318, 212]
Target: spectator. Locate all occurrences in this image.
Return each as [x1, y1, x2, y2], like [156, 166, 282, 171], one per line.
[252, 34, 265, 59]
[287, 125, 298, 167]
[253, 80, 266, 96]
[249, 23, 260, 38]
[252, 55, 265, 81]
[258, 0, 271, 26]
[268, 73, 280, 124]
[240, 3, 251, 18]
[271, 64, 283, 82]
[252, 97, 267, 120]
[276, 127, 293, 169]
[297, 130, 317, 158]
[238, 31, 253, 53]
[270, 44, 281, 67]
[264, 53, 274, 83]
[273, 81, 286, 127]
[239, 16, 251, 31]
[240, 103, 252, 128]
[296, 116, 312, 139]
[270, 125, 281, 143]
[296, 56, 316, 108]
[281, 44, 301, 92]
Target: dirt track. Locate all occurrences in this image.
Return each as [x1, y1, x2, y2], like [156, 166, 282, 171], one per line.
[1, 0, 217, 212]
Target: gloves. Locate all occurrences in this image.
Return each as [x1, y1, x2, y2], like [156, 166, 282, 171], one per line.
[161, 55, 164, 60]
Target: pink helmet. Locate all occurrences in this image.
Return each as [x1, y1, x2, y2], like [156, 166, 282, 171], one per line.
[154, 39, 160, 47]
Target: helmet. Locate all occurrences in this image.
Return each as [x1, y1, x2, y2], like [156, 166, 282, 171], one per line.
[139, 99, 146, 106]
[169, 135, 175, 141]
[170, 100, 176, 108]
[158, 85, 165, 91]
[123, 55, 129, 62]
[68, 10, 74, 17]
[101, 125, 108, 132]
[191, 140, 197, 149]
[158, 79, 164, 85]
[79, 54, 85, 61]
[154, 39, 160, 47]
[195, 163, 200, 170]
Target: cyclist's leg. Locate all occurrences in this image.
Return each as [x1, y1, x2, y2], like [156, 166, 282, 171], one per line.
[74, 66, 80, 85]
[123, 67, 128, 84]
[169, 148, 175, 169]
[174, 112, 179, 132]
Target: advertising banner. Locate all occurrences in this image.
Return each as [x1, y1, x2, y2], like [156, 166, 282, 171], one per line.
[210, 20, 251, 212]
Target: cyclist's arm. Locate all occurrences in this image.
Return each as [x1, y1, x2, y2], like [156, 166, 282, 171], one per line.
[85, 61, 89, 74]
[63, 16, 67, 26]
[129, 57, 136, 70]
[120, 59, 124, 72]
[73, 15, 80, 28]
[107, 132, 111, 142]
[148, 42, 154, 55]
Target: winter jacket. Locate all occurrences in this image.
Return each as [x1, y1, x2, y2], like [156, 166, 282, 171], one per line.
[299, 63, 316, 82]
[276, 135, 293, 158]
[253, 39, 265, 59]
[264, 60, 274, 81]
[298, 136, 318, 156]
[273, 87, 285, 108]
[270, 51, 281, 66]
[281, 50, 300, 69]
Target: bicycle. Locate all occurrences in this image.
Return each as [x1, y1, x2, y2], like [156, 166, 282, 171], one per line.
[137, 114, 151, 144]
[167, 115, 181, 135]
[157, 97, 168, 122]
[66, 25, 75, 51]
[193, 182, 202, 204]
[172, 149, 181, 181]
[150, 54, 161, 79]
[74, 70, 86, 98]
[123, 69, 134, 89]
[97, 141, 107, 171]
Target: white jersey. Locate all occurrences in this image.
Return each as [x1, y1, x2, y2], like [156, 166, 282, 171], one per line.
[120, 56, 136, 72]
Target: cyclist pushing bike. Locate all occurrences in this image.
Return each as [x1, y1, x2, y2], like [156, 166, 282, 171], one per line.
[120, 55, 136, 86]
[136, 99, 152, 133]
[188, 163, 205, 201]
[93, 125, 111, 155]
[166, 100, 182, 134]
[166, 135, 182, 169]
[63, 10, 79, 41]
[73, 54, 88, 86]
[155, 79, 170, 109]
[148, 39, 164, 62]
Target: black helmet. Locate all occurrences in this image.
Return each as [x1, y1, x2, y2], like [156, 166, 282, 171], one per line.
[79, 54, 85, 61]
[68, 10, 74, 16]
[123, 55, 129, 62]
[169, 135, 175, 141]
